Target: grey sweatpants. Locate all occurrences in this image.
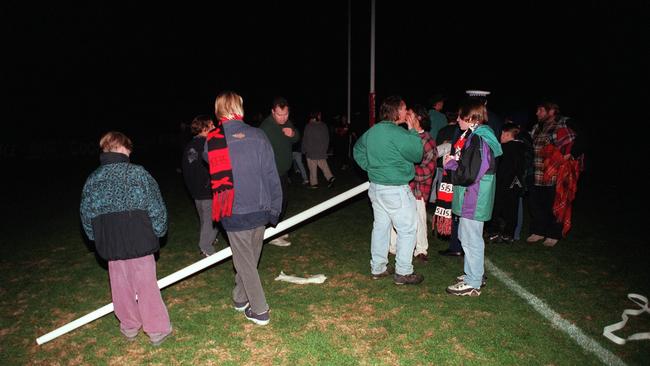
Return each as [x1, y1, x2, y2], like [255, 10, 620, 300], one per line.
[228, 226, 269, 314]
[195, 199, 219, 255]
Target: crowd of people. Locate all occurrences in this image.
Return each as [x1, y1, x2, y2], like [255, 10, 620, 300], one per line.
[79, 90, 584, 345]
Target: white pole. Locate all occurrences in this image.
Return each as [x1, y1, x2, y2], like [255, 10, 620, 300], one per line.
[36, 181, 370, 345]
[368, 0, 376, 127]
[347, 0, 352, 125]
[370, 0, 375, 95]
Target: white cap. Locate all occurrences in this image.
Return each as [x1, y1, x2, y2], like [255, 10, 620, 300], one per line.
[465, 90, 491, 97]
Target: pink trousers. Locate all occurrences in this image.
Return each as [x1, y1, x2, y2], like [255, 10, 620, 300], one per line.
[108, 255, 171, 339]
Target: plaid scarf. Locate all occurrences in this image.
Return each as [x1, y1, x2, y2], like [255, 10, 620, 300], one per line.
[434, 129, 470, 235]
[207, 115, 241, 221]
[541, 144, 580, 237]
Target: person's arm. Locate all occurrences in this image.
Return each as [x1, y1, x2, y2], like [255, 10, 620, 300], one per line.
[262, 137, 283, 225]
[414, 138, 436, 182]
[554, 124, 577, 157]
[79, 177, 96, 241]
[353, 132, 369, 171]
[142, 169, 168, 237]
[397, 130, 424, 163]
[450, 135, 482, 187]
[286, 120, 300, 143]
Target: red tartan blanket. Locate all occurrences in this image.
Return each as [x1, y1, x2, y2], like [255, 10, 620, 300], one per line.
[541, 145, 580, 237]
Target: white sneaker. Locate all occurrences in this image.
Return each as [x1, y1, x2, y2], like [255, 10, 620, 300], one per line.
[446, 281, 481, 296]
[269, 234, 291, 247]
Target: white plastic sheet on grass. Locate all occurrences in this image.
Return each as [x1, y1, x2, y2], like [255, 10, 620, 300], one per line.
[275, 271, 327, 284]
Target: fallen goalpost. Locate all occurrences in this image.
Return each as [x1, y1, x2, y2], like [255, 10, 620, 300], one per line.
[36, 181, 370, 345]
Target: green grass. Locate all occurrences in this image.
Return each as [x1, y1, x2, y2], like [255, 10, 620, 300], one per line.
[0, 155, 648, 365]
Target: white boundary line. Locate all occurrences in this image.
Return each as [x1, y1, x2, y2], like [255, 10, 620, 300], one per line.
[485, 258, 626, 366]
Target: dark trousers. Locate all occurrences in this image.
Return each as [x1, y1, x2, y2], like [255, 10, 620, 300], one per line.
[448, 214, 463, 252]
[529, 185, 562, 240]
[488, 188, 519, 237]
[279, 173, 289, 221]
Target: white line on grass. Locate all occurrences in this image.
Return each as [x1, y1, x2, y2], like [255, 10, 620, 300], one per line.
[484, 258, 626, 366]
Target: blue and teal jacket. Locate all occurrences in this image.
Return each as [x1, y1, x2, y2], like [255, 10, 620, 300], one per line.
[80, 152, 167, 260]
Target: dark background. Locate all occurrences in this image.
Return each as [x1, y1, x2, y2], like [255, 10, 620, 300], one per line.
[2, 1, 649, 168]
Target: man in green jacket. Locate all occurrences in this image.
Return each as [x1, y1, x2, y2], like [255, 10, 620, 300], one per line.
[260, 96, 300, 246]
[353, 96, 424, 285]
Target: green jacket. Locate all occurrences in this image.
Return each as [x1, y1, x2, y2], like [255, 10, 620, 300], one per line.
[260, 115, 300, 175]
[353, 121, 423, 185]
[428, 109, 448, 142]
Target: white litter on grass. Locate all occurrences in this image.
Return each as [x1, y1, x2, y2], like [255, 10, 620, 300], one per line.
[603, 293, 650, 345]
[275, 271, 327, 284]
[485, 259, 627, 366]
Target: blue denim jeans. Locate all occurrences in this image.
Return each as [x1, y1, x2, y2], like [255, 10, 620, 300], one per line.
[458, 217, 485, 289]
[368, 183, 417, 276]
[292, 151, 308, 182]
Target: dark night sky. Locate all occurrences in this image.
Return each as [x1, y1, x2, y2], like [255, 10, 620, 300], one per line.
[3, 1, 649, 164]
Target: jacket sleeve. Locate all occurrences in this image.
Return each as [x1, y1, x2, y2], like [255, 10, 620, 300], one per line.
[450, 135, 482, 187]
[398, 130, 424, 163]
[142, 169, 168, 237]
[414, 138, 436, 182]
[287, 120, 300, 144]
[353, 132, 369, 171]
[262, 136, 283, 225]
[79, 176, 96, 240]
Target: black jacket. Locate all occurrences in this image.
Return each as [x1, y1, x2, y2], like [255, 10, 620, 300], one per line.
[182, 136, 212, 200]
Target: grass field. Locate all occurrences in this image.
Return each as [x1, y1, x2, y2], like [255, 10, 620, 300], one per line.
[1, 153, 648, 365]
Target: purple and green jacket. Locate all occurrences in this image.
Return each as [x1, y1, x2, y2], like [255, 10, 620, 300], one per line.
[444, 125, 503, 222]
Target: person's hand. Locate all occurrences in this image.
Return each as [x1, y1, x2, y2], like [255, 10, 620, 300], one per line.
[443, 154, 454, 165]
[282, 127, 294, 137]
[405, 112, 417, 130]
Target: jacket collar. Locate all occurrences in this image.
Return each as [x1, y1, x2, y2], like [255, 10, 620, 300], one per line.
[100, 152, 130, 165]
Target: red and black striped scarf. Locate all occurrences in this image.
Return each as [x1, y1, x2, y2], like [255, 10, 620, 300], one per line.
[207, 116, 241, 221]
[434, 130, 469, 236]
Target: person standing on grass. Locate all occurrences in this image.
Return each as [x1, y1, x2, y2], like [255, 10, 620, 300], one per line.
[80, 131, 172, 346]
[302, 110, 336, 189]
[485, 123, 527, 244]
[526, 101, 577, 247]
[353, 95, 425, 285]
[182, 115, 220, 257]
[206, 91, 282, 325]
[444, 98, 502, 297]
[389, 105, 436, 263]
[260, 96, 300, 247]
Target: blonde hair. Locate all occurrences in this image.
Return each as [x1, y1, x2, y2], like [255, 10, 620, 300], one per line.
[215, 91, 244, 120]
[99, 131, 132, 152]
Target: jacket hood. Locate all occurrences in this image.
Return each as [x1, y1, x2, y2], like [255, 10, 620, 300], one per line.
[473, 125, 503, 157]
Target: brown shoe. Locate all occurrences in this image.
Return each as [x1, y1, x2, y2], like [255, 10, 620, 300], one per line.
[393, 272, 424, 285]
[415, 253, 429, 262]
[371, 265, 395, 280]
